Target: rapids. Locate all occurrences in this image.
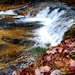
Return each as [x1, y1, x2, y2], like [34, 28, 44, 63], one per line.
[14, 3, 75, 46]
[0, 2, 75, 74]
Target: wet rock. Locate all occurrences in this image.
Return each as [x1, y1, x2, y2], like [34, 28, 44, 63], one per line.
[0, 66, 18, 75]
[67, 10, 75, 16]
[0, 49, 36, 75]
[2, 36, 35, 46]
[0, 19, 15, 29]
[0, 72, 6, 75]
[16, 11, 27, 15]
[0, 44, 7, 51]
[0, 18, 42, 29]
[0, 19, 7, 26]
[22, 22, 43, 30]
[49, 3, 69, 13]
[63, 25, 75, 39]
[48, 2, 75, 17]
[2, 37, 20, 44]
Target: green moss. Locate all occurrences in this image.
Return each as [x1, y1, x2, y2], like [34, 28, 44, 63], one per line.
[71, 52, 75, 60]
[32, 46, 46, 57]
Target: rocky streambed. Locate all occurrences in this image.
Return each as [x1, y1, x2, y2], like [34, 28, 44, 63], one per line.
[0, 1, 75, 75]
[0, 1, 50, 72]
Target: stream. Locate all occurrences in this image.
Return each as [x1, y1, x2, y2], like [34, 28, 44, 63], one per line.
[0, 1, 75, 75]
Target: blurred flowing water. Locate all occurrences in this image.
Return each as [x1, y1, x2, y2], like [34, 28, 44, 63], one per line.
[14, 3, 75, 46]
[0, 2, 75, 71]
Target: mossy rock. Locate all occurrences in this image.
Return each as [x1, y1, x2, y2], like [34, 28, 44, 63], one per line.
[63, 25, 75, 40]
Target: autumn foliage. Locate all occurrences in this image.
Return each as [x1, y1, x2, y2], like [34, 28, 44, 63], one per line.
[12, 36, 75, 75]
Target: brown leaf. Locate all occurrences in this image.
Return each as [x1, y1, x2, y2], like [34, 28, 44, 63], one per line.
[54, 60, 64, 67]
[66, 67, 75, 75]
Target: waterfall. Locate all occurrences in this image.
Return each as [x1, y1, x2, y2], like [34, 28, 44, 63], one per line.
[15, 6, 75, 46]
[0, 3, 75, 46]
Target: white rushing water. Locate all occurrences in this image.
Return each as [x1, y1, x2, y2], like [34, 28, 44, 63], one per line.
[15, 6, 75, 46]
[0, 5, 75, 46]
[0, 10, 17, 15]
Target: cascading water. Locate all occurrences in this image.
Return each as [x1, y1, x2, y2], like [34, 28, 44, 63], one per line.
[0, 3, 75, 47]
[15, 6, 75, 46]
[0, 2, 75, 74]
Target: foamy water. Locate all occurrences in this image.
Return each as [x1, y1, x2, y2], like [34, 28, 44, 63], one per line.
[0, 10, 17, 15]
[15, 6, 75, 46]
[0, 5, 75, 46]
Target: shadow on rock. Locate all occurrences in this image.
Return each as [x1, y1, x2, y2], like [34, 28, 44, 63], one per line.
[2, 36, 35, 46]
